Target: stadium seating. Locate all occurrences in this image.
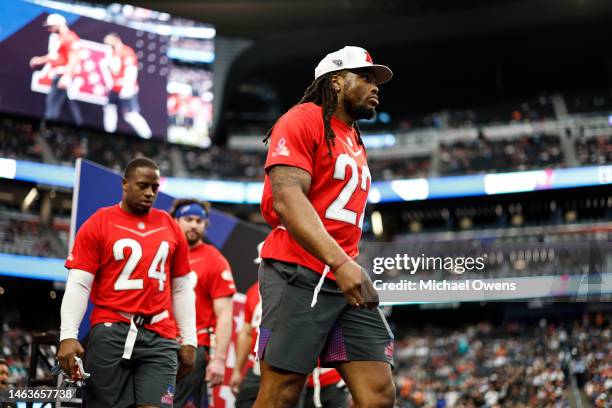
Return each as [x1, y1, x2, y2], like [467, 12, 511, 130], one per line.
[395, 315, 610, 407]
[575, 135, 612, 166]
[0, 116, 592, 181]
[439, 133, 564, 175]
[0, 211, 64, 258]
[0, 118, 43, 162]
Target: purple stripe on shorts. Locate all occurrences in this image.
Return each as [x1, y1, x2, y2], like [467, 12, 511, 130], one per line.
[321, 323, 348, 363]
[257, 327, 272, 359]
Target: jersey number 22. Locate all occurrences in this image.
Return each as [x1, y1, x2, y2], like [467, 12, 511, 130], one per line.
[325, 153, 371, 228]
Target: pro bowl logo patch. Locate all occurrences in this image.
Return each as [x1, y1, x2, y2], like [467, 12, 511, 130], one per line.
[160, 385, 174, 405]
[221, 270, 234, 282]
[273, 137, 290, 157]
[385, 341, 394, 359]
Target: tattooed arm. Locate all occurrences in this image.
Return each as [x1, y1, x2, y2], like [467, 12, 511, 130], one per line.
[269, 165, 374, 307]
[269, 165, 347, 268]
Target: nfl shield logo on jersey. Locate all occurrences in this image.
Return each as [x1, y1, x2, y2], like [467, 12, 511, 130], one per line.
[161, 385, 175, 405]
[137, 222, 145, 230]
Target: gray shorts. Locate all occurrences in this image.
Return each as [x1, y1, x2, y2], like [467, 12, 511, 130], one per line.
[257, 260, 395, 375]
[84, 322, 179, 408]
[173, 346, 209, 408]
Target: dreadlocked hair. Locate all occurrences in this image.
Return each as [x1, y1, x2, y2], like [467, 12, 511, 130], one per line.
[263, 73, 364, 157]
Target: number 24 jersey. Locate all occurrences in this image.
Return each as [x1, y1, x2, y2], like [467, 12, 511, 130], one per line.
[65, 204, 191, 339]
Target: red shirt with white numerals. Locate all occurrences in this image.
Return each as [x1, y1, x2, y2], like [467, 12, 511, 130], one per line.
[65, 204, 191, 339]
[260, 102, 371, 279]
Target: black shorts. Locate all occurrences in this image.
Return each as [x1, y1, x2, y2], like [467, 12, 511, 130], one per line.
[84, 322, 179, 408]
[107, 91, 141, 113]
[257, 260, 394, 375]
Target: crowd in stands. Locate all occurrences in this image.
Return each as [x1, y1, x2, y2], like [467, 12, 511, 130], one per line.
[181, 145, 266, 180]
[368, 155, 431, 180]
[168, 66, 213, 97]
[1, 314, 608, 406]
[2, 110, 611, 181]
[44, 124, 173, 175]
[0, 218, 58, 258]
[396, 97, 556, 130]
[439, 133, 564, 176]
[0, 118, 43, 162]
[0, 325, 31, 388]
[394, 313, 610, 408]
[572, 313, 612, 408]
[575, 135, 612, 166]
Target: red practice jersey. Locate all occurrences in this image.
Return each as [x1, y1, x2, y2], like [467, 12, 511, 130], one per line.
[108, 43, 138, 93]
[50, 30, 79, 73]
[260, 102, 371, 278]
[190, 243, 236, 347]
[65, 204, 191, 339]
[243, 282, 261, 369]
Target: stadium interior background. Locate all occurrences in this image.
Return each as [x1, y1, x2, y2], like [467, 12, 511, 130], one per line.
[1, 0, 611, 407]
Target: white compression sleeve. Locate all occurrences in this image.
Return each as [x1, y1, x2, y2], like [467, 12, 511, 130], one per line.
[173, 274, 197, 347]
[60, 269, 94, 341]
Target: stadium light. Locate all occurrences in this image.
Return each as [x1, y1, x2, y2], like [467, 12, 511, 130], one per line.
[371, 211, 384, 237]
[22, 187, 39, 212]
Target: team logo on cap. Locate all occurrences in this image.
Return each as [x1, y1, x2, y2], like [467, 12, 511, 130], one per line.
[273, 138, 290, 157]
[332, 59, 343, 67]
[364, 50, 373, 64]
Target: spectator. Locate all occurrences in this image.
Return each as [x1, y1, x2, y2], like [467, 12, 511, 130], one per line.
[0, 359, 9, 391]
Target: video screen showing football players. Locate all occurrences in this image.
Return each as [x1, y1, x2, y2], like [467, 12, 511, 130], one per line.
[0, 0, 215, 147]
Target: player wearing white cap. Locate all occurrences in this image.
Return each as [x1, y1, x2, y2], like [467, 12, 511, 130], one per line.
[255, 46, 396, 408]
[29, 13, 83, 126]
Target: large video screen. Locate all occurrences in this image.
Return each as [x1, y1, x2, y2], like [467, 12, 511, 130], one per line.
[0, 0, 215, 147]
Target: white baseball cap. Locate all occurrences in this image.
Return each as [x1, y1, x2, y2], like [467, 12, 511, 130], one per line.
[253, 241, 265, 264]
[43, 13, 67, 27]
[314, 46, 393, 85]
